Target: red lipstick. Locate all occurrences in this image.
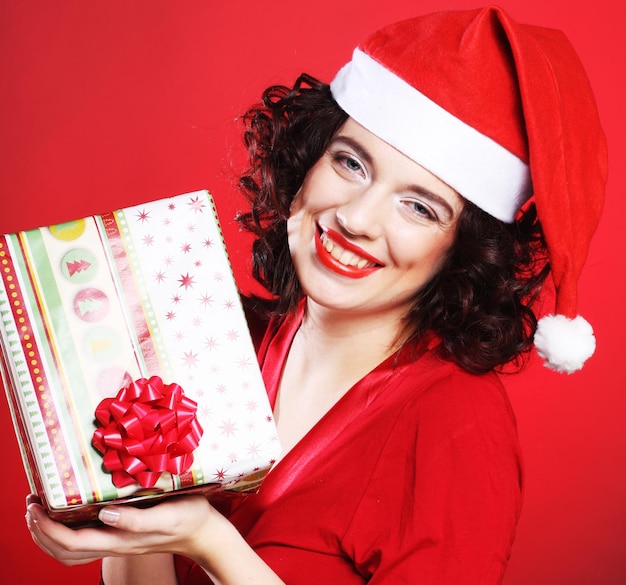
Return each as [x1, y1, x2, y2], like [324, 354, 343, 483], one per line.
[314, 225, 383, 279]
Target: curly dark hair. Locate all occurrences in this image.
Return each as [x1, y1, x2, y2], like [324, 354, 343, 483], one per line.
[237, 74, 550, 374]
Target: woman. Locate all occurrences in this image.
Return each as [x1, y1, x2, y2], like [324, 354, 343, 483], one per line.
[25, 6, 606, 584]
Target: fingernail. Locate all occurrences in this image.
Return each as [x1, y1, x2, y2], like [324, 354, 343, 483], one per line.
[25, 493, 41, 507]
[99, 508, 121, 526]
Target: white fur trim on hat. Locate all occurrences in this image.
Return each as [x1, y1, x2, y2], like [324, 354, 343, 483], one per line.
[330, 49, 532, 223]
[534, 314, 596, 374]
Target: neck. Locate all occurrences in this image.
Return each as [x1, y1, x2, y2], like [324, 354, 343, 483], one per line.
[297, 298, 406, 367]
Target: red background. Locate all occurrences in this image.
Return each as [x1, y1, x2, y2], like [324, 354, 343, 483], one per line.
[1, 1, 624, 583]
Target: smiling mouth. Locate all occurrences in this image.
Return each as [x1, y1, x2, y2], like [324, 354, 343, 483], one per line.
[319, 231, 377, 269]
[314, 225, 383, 278]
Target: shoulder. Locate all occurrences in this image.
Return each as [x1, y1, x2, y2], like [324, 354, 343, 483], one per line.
[386, 351, 519, 450]
[395, 349, 513, 415]
[360, 353, 523, 521]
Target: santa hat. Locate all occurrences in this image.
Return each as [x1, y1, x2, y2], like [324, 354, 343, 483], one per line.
[330, 6, 607, 374]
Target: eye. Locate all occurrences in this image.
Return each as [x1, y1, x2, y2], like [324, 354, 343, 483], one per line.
[331, 152, 366, 178]
[343, 156, 363, 172]
[402, 199, 438, 222]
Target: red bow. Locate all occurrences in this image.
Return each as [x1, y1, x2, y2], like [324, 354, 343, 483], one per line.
[92, 376, 203, 489]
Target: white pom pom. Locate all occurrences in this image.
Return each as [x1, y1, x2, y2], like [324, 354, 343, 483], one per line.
[534, 314, 596, 374]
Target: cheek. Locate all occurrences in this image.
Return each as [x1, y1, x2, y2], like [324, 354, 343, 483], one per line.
[287, 186, 322, 249]
[393, 232, 455, 277]
[295, 162, 345, 211]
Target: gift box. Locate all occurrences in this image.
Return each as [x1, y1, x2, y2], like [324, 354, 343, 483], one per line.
[0, 190, 281, 526]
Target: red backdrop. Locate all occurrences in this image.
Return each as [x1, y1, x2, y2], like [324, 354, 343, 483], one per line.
[1, 1, 624, 583]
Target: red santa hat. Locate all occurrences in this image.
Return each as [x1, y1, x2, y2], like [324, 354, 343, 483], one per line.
[330, 6, 607, 374]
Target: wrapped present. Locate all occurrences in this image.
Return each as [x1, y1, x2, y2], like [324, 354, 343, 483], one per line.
[0, 190, 281, 526]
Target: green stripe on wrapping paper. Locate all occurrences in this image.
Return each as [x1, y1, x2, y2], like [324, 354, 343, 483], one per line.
[20, 229, 100, 504]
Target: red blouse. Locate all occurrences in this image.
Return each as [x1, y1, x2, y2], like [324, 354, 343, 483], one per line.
[175, 307, 523, 584]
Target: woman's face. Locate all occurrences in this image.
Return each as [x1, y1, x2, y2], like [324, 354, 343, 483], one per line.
[287, 118, 464, 322]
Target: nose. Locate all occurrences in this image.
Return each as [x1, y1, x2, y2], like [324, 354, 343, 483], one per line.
[335, 187, 386, 239]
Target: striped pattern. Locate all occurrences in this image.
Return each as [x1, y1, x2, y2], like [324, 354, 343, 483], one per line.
[0, 191, 280, 520]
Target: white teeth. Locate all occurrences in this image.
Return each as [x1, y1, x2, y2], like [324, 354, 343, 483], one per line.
[339, 250, 353, 264]
[319, 231, 375, 269]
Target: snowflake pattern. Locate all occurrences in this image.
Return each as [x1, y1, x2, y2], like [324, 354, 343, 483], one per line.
[247, 443, 261, 457]
[178, 273, 195, 289]
[203, 336, 218, 351]
[121, 191, 280, 489]
[182, 350, 200, 368]
[236, 355, 252, 371]
[226, 329, 239, 342]
[188, 194, 206, 213]
[213, 468, 227, 481]
[220, 420, 237, 437]
[198, 293, 213, 307]
[136, 209, 151, 223]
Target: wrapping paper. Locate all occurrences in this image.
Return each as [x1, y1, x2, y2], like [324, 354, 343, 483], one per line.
[0, 190, 280, 525]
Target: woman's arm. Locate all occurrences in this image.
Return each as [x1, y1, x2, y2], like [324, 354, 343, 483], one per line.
[26, 495, 285, 585]
[102, 554, 178, 585]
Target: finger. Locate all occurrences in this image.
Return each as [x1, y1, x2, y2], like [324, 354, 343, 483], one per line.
[26, 508, 55, 557]
[26, 504, 103, 566]
[98, 495, 210, 535]
[26, 493, 42, 507]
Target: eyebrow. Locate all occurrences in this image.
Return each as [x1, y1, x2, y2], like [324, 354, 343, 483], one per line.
[408, 187, 457, 223]
[329, 134, 459, 222]
[330, 134, 374, 166]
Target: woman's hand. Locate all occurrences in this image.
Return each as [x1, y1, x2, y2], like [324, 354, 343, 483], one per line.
[25, 494, 216, 565]
[25, 494, 286, 585]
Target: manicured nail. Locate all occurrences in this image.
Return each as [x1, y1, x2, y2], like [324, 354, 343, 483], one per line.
[99, 508, 121, 526]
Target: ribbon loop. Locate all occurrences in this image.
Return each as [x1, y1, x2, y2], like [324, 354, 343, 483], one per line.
[92, 376, 204, 488]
